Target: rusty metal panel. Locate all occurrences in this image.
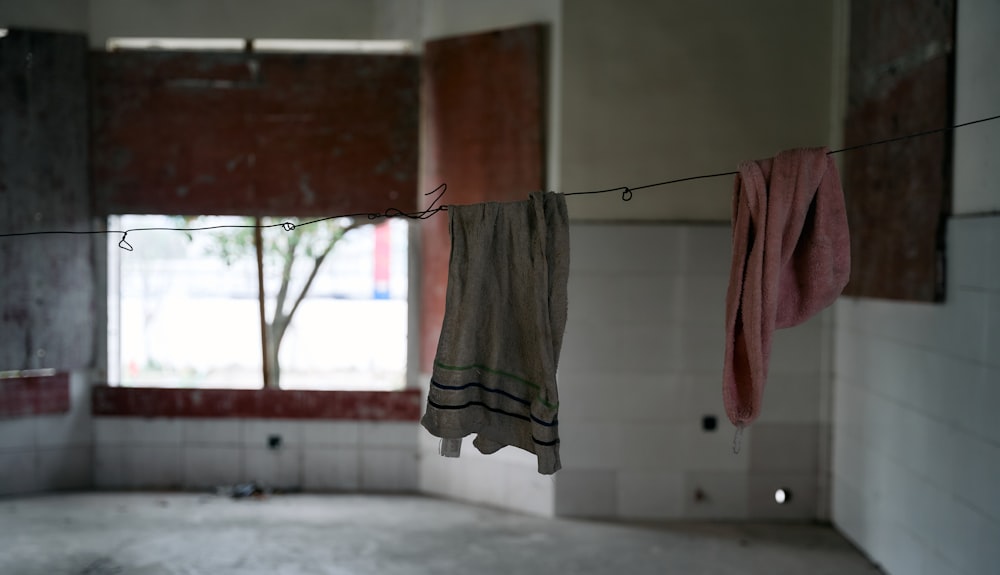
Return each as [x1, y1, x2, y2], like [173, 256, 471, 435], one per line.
[419, 25, 548, 371]
[843, 0, 955, 301]
[0, 29, 95, 371]
[91, 51, 419, 217]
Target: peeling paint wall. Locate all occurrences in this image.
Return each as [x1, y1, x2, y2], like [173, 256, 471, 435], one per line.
[0, 29, 96, 372]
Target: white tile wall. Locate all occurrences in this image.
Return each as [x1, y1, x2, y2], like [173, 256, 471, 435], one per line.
[418, 430, 556, 516]
[555, 223, 827, 519]
[91, 417, 419, 492]
[0, 372, 93, 495]
[832, 216, 1000, 575]
[303, 446, 360, 490]
[417, 223, 827, 520]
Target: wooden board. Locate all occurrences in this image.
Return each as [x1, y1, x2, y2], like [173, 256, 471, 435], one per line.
[419, 24, 548, 371]
[842, 0, 955, 301]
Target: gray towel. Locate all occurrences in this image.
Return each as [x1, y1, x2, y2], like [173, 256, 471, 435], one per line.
[421, 191, 569, 475]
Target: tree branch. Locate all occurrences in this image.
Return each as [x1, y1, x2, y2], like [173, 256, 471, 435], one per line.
[284, 222, 365, 324]
[272, 231, 301, 328]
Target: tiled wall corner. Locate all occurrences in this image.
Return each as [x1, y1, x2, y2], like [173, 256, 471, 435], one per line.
[0, 371, 93, 495]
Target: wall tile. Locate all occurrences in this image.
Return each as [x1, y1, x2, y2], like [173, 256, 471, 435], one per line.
[569, 224, 685, 274]
[949, 218, 993, 290]
[93, 417, 127, 445]
[301, 421, 360, 447]
[244, 446, 302, 489]
[556, 421, 623, 469]
[749, 423, 819, 473]
[682, 471, 748, 519]
[126, 418, 182, 446]
[360, 448, 417, 491]
[0, 418, 35, 451]
[35, 411, 92, 448]
[554, 468, 617, 517]
[303, 447, 359, 491]
[94, 445, 126, 489]
[37, 447, 90, 490]
[125, 445, 182, 489]
[747, 473, 818, 520]
[183, 446, 241, 489]
[617, 470, 684, 519]
[0, 451, 36, 495]
[359, 421, 418, 448]
[242, 419, 303, 448]
[678, 225, 732, 276]
[182, 418, 241, 445]
[503, 467, 555, 517]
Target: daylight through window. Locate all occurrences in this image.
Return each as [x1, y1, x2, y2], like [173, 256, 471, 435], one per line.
[108, 215, 409, 390]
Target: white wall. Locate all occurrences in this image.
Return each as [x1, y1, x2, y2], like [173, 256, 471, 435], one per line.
[88, 0, 375, 48]
[0, 373, 93, 495]
[0, 0, 380, 47]
[560, 0, 837, 221]
[830, 1, 1000, 573]
[0, 0, 87, 32]
[952, 0, 1000, 214]
[413, 0, 562, 516]
[554, 224, 829, 520]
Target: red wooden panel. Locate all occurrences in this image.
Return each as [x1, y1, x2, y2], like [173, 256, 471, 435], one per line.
[0, 373, 71, 417]
[420, 25, 547, 372]
[91, 386, 421, 421]
[842, 0, 954, 301]
[91, 51, 418, 217]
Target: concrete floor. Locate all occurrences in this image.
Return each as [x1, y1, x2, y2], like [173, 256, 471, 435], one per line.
[0, 493, 881, 575]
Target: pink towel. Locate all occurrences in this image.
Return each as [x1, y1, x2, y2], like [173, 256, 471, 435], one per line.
[723, 147, 850, 427]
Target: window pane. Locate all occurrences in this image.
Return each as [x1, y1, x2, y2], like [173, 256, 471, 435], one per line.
[112, 215, 263, 388]
[109, 215, 408, 390]
[259, 218, 408, 391]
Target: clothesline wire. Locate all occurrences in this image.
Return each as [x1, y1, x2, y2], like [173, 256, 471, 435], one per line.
[1, 113, 998, 251]
[564, 113, 1000, 201]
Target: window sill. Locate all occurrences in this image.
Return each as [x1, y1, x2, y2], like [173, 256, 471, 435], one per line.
[91, 386, 420, 421]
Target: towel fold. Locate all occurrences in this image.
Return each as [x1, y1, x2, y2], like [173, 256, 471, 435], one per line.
[421, 191, 569, 475]
[723, 148, 850, 427]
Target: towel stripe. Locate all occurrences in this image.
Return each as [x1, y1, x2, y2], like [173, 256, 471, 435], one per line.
[433, 360, 559, 409]
[430, 379, 531, 406]
[426, 398, 558, 428]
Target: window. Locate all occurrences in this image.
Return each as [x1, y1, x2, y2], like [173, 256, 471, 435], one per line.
[108, 215, 409, 390]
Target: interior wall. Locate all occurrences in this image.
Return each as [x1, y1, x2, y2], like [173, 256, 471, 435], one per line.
[831, 1, 1000, 573]
[0, 0, 88, 33]
[93, 417, 418, 492]
[555, 224, 829, 520]
[547, 0, 838, 520]
[412, 0, 561, 517]
[0, 373, 93, 495]
[87, 0, 375, 48]
[560, 0, 836, 221]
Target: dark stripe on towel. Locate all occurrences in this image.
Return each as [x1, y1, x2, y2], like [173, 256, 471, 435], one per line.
[426, 398, 558, 428]
[431, 379, 531, 406]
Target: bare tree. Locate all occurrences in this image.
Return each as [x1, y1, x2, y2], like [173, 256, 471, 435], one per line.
[207, 217, 366, 388]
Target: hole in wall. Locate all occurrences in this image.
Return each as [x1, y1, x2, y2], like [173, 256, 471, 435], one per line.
[0, 29, 8, 39]
[701, 415, 717, 431]
[774, 488, 791, 504]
